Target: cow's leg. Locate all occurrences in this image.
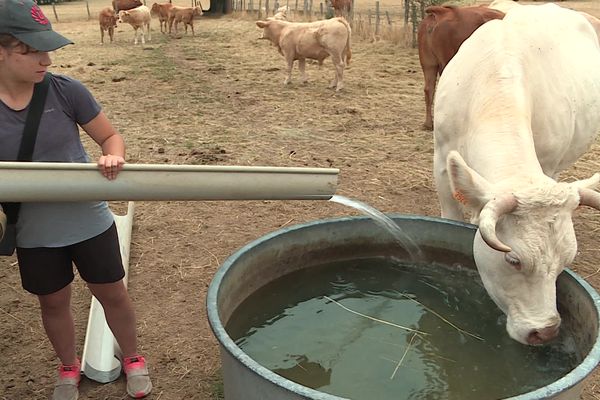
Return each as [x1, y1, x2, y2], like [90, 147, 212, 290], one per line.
[109, 27, 114, 43]
[284, 54, 294, 85]
[191, 23, 195, 36]
[433, 151, 464, 221]
[168, 17, 174, 34]
[422, 65, 438, 131]
[133, 28, 139, 45]
[329, 53, 344, 91]
[140, 26, 146, 44]
[100, 27, 105, 45]
[298, 58, 308, 84]
[146, 22, 151, 41]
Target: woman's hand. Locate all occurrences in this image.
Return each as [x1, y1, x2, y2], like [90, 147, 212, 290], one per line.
[98, 154, 125, 180]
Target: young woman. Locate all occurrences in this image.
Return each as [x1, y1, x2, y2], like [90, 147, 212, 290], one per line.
[0, 0, 152, 399]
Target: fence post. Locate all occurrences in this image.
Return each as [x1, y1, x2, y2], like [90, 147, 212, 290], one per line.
[319, 1, 323, 18]
[411, 0, 417, 47]
[258, 0, 262, 18]
[52, 2, 58, 22]
[309, 0, 313, 20]
[303, 0, 307, 20]
[404, 0, 409, 26]
[265, 0, 269, 16]
[85, 0, 91, 19]
[375, 1, 380, 37]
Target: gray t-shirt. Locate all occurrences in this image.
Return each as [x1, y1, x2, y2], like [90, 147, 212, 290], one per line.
[0, 74, 114, 248]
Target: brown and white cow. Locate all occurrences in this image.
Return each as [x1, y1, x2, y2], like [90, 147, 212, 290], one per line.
[151, 2, 174, 34]
[118, 5, 152, 45]
[112, 0, 142, 13]
[99, 7, 118, 44]
[256, 17, 352, 91]
[417, 5, 504, 130]
[433, 4, 600, 345]
[168, 6, 203, 36]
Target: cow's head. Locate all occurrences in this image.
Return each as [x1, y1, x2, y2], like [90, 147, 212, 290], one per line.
[256, 20, 285, 42]
[193, 6, 203, 17]
[117, 10, 129, 23]
[447, 151, 600, 345]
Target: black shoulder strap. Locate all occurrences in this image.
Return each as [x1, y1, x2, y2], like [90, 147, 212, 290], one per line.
[2, 74, 51, 224]
[18, 74, 50, 161]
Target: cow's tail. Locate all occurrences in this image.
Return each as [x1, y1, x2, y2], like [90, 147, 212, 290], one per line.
[337, 17, 352, 65]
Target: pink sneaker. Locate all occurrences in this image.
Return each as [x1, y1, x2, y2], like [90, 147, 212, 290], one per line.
[52, 360, 81, 400]
[123, 355, 153, 398]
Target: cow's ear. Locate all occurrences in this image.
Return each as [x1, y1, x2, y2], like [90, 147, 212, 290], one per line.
[447, 151, 493, 209]
[256, 20, 268, 28]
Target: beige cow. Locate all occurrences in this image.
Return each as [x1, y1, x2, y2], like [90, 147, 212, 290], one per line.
[168, 6, 203, 36]
[118, 5, 152, 45]
[256, 17, 352, 91]
[151, 2, 174, 34]
[99, 7, 118, 44]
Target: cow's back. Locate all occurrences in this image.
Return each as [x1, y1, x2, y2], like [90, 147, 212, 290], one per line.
[434, 4, 600, 176]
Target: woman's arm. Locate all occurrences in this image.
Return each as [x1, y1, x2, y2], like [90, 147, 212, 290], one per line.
[81, 111, 126, 180]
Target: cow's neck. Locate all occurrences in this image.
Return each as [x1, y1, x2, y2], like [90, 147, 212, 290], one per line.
[466, 119, 546, 185]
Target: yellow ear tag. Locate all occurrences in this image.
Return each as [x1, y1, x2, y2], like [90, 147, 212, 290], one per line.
[453, 190, 468, 205]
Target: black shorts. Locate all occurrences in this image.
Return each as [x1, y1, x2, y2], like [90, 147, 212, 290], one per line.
[16, 223, 125, 295]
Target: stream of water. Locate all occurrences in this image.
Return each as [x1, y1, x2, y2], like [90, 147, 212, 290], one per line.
[328, 195, 423, 260]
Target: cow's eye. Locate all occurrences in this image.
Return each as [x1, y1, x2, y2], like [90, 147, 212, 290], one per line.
[504, 252, 522, 270]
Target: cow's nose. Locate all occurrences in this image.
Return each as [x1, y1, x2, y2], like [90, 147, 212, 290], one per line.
[526, 323, 560, 345]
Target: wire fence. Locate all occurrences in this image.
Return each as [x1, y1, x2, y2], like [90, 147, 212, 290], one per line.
[39, 0, 450, 46]
[233, 0, 448, 45]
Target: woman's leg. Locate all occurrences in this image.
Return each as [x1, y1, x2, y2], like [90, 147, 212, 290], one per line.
[87, 280, 137, 357]
[38, 284, 78, 365]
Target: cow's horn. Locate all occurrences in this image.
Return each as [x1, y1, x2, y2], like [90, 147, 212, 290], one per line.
[478, 194, 518, 253]
[579, 188, 600, 210]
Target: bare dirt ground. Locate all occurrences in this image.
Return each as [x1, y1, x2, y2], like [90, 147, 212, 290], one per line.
[1, 1, 600, 399]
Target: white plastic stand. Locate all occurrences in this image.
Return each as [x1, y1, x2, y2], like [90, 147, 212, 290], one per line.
[81, 202, 135, 383]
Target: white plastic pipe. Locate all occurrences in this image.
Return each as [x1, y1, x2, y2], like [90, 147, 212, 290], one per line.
[81, 202, 135, 383]
[0, 162, 338, 201]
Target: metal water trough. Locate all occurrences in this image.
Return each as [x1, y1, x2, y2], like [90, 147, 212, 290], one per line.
[207, 215, 600, 400]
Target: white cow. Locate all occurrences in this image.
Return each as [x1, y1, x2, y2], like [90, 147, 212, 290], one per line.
[118, 5, 151, 45]
[489, 0, 600, 43]
[433, 4, 600, 345]
[488, 0, 520, 14]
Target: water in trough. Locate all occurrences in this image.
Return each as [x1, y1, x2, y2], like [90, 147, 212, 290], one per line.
[226, 257, 580, 400]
